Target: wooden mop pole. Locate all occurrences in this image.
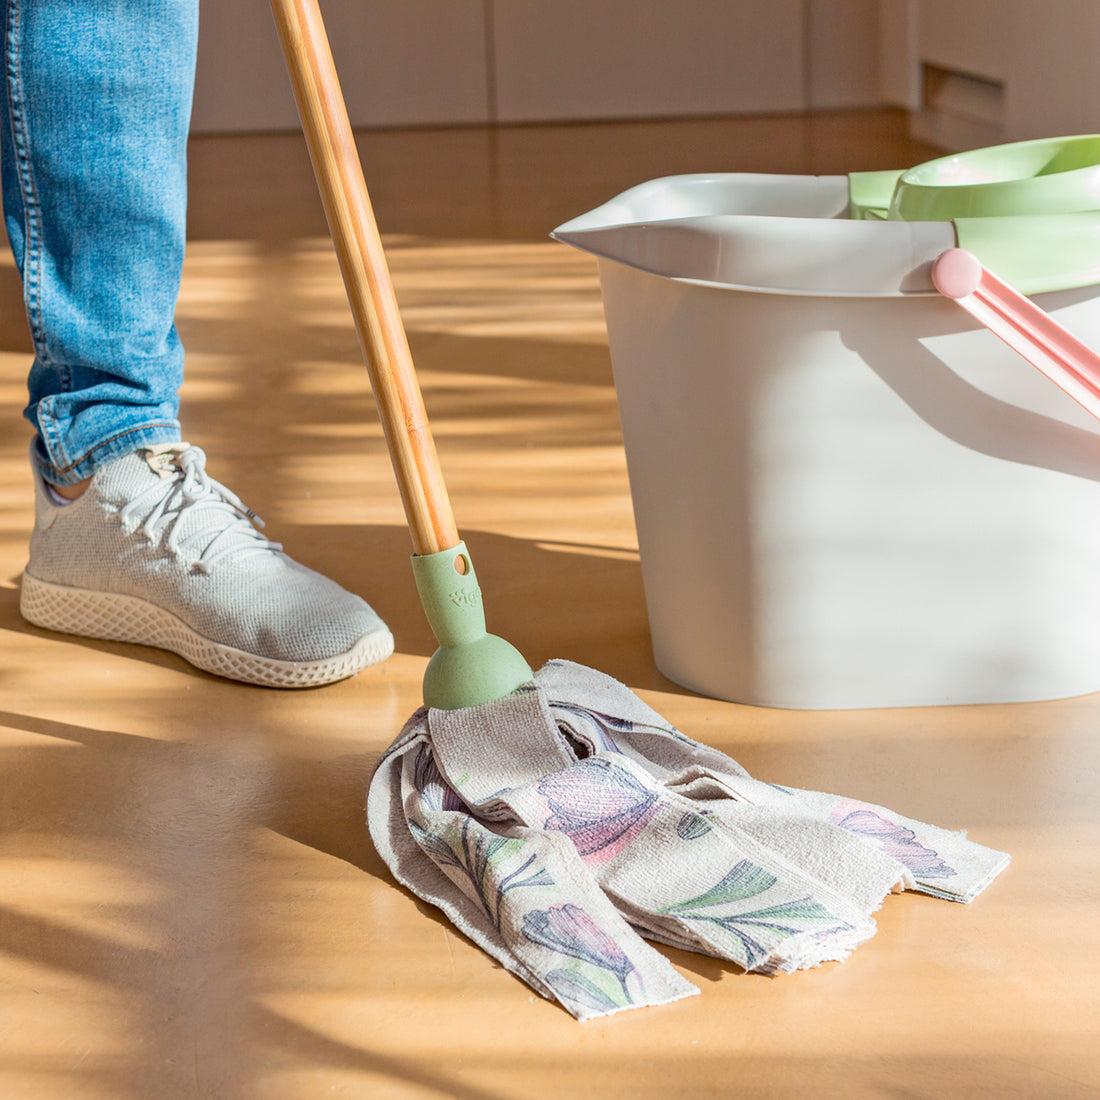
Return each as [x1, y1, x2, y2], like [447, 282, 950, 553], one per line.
[269, 0, 460, 558]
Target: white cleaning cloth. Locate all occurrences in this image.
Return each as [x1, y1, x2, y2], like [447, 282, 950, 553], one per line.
[367, 659, 1009, 1021]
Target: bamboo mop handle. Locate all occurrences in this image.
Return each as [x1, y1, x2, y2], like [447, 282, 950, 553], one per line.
[269, 0, 459, 556]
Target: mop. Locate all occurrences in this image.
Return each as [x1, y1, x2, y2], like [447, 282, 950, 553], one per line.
[270, 0, 1010, 1020]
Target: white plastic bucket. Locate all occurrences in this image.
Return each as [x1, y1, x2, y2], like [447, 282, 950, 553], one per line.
[554, 174, 1100, 709]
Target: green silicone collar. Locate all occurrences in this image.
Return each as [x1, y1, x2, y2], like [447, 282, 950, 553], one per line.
[410, 542, 533, 710]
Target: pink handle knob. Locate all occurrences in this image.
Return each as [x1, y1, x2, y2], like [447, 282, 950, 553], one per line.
[931, 248, 984, 299]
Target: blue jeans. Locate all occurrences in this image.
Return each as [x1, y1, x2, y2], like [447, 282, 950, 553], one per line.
[1, 0, 198, 486]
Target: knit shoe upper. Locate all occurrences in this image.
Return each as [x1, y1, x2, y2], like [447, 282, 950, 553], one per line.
[21, 443, 394, 686]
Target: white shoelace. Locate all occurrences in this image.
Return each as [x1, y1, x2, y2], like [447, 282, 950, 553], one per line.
[119, 445, 282, 573]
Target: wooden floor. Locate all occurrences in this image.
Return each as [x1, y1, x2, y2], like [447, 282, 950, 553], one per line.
[1, 111, 1097, 1099]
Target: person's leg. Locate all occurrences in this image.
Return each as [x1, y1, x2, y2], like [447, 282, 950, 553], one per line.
[2, 0, 393, 685]
[1, 0, 191, 485]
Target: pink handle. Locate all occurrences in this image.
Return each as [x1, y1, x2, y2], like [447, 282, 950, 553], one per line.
[932, 248, 1100, 423]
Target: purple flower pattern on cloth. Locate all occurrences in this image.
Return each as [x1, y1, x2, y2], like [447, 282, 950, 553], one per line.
[524, 903, 644, 1010]
[831, 801, 956, 880]
[536, 757, 659, 864]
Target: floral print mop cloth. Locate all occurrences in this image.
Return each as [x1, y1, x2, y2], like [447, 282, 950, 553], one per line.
[367, 659, 1009, 1020]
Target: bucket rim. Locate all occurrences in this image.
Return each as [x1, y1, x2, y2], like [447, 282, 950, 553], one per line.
[553, 172, 1100, 297]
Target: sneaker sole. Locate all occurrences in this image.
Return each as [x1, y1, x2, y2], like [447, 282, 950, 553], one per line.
[20, 572, 395, 688]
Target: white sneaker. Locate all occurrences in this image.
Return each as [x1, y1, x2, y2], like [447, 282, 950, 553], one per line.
[20, 442, 394, 687]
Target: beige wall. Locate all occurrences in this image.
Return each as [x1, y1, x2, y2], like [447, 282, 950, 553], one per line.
[191, 0, 882, 133]
[879, 0, 1100, 148]
[192, 0, 489, 131]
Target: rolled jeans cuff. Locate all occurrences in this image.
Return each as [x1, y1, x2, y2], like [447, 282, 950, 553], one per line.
[33, 418, 182, 487]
